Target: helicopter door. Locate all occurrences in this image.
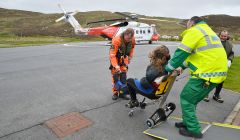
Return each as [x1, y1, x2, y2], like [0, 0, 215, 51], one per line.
[141, 28, 152, 41]
[134, 28, 142, 42]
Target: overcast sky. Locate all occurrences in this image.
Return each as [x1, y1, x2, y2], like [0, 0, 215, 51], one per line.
[0, 0, 239, 18]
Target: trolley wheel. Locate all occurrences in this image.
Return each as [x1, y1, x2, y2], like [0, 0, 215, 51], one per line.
[167, 102, 176, 110]
[128, 111, 134, 117]
[146, 118, 155, 128]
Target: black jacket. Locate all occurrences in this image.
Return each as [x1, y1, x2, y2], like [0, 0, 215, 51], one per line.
[140, 64, 167, 89]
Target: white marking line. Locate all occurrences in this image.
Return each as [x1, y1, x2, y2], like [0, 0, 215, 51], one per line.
[62, 43, 105, 48]
[201, 124, 212, 134]
[63, 44, 74, 46]
[61, 43, 179, 48]
[192, 124, 212, 140]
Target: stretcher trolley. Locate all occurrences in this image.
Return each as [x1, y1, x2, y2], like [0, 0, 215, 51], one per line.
[126, 75, 177, 128]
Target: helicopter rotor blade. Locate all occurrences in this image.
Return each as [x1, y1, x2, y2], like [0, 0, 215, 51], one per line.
[55, 16, 65, 22]
[114, 12, 132, 18]
[87, 18, 126, 25]
[57, 4, 67, 14]
[70, 10, 78, 16]
[139, 17, 176, 22]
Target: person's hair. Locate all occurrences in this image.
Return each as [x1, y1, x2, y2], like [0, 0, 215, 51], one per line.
[219, 30, 230, 40]
[123, 28, 134, 37]
[190, 16, 204, 24]
[148, 45, 169, 72]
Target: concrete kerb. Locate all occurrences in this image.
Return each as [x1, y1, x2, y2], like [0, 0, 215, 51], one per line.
[224, 93, 240, 125]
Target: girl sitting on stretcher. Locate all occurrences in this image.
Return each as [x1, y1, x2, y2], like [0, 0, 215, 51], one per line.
[126, 45, 171, 108]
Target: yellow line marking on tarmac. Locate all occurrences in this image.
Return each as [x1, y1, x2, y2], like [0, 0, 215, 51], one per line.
[170, 116, 210, 125]
[170, 116, 240, 129]
[143, 131, 168, 140]
[212, 122, 240, 129]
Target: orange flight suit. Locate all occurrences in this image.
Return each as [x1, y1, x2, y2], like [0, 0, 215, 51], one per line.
[109, 35, 135, 94]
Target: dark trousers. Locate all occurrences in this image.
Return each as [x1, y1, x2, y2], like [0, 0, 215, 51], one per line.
[214, 82, 224, 97]
[127, 78, 158, 101]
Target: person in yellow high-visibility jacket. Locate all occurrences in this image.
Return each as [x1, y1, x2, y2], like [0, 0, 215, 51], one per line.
[165, 16, 228, 139]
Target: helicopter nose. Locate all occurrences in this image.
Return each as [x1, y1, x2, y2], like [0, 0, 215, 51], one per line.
[151, 34, 160, 41]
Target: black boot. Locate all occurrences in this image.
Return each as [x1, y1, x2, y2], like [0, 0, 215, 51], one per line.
[179, 127, 203, 139]
[112, 93, 118, 100]
[175, 122, 186, 128]
[213, 95, 224, 103]
[125, 100, 139, 108]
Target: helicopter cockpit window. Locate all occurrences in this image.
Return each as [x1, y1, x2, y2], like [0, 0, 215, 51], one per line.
[143, 30, 145, 34]
[136, 30, 139, 34]
[140, 30, 142, 34]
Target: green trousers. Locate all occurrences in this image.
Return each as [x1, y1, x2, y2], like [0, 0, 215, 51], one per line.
[180, 78, 217, 134]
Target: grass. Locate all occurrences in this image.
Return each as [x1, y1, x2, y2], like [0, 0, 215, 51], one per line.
[0, 35, 103, 48]
[224, 56, 240, 93]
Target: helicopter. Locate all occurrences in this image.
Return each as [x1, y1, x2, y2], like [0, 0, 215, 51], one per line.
[55, 4, 174, 44]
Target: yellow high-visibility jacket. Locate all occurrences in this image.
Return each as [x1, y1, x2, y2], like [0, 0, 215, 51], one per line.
[166, 22, 228, 83]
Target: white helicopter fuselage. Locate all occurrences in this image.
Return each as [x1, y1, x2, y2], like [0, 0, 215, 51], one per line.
[114, 21, 158, 43]
[55, 4, 160, 44]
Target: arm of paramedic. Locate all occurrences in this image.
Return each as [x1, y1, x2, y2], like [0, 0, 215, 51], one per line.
[179, 62, 188, 70]
[109, 39, 120, 68]
[165, 49, 190, 73]
[165, 30, 200, 73]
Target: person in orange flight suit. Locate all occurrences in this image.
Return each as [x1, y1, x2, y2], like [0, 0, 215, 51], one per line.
[109, 28, 136, 100]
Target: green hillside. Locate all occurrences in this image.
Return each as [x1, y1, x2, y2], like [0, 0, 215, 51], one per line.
[0, 8, 239, 47]
[0, 8, 184, 37]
